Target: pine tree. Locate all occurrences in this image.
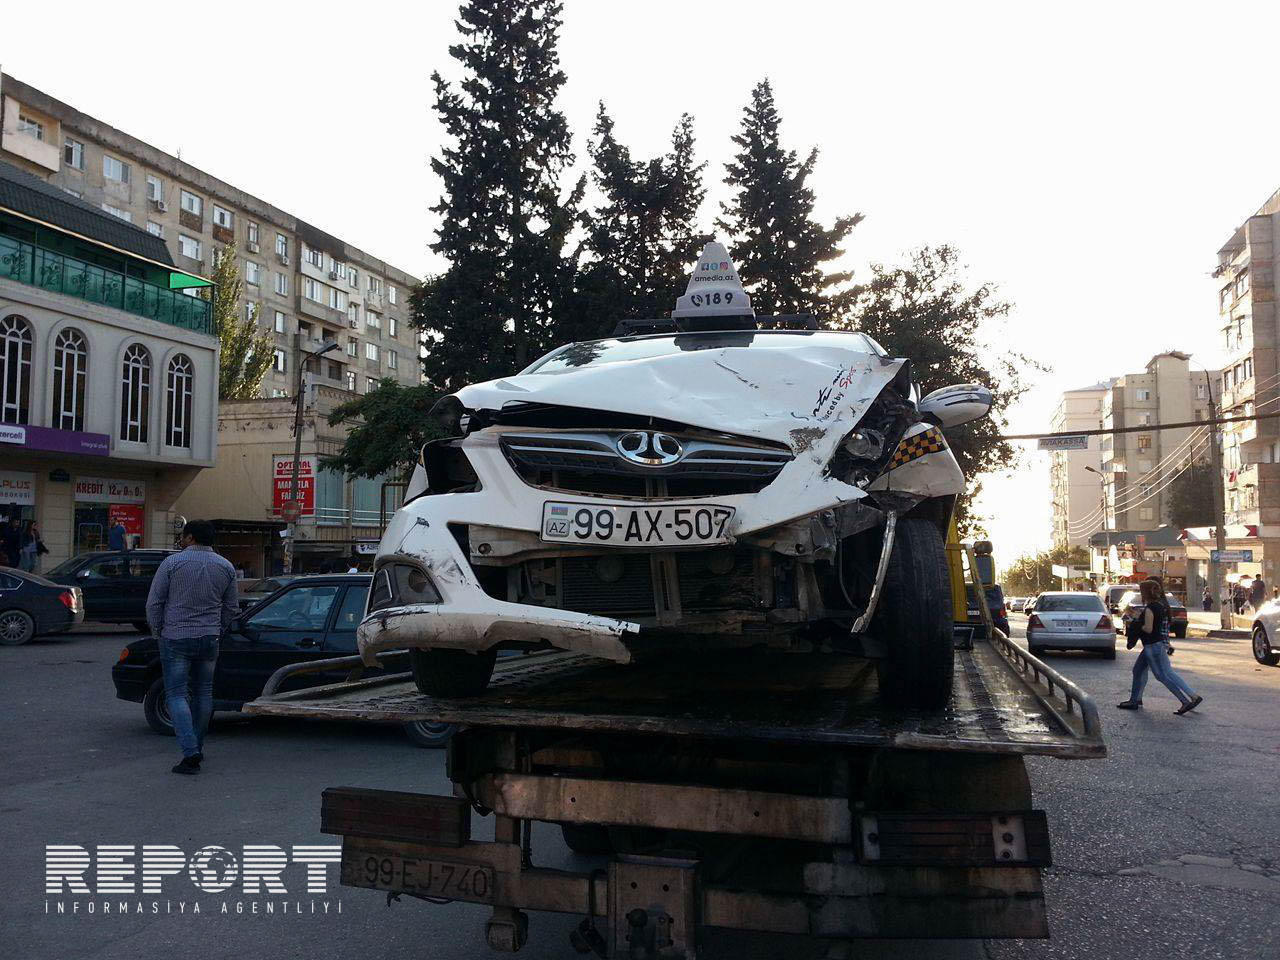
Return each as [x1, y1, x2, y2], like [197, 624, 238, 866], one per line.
[210, 243, 273, 400]
[576, 105, 706, 333]
[415, 0, 584, 391]
[716, 79, 862, 322]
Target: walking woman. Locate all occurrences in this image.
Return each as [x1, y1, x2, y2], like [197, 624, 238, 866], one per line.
[1118, 579, 1203, 715]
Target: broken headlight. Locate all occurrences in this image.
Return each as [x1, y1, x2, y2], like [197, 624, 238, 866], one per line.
[827, 374, 917, 486]
[368, 562, 442, 613]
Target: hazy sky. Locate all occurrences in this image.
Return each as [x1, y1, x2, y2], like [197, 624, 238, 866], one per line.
[6, 0, 1280, 562]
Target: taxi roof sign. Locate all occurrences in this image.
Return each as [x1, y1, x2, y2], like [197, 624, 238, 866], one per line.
[672, 240, 754, 324]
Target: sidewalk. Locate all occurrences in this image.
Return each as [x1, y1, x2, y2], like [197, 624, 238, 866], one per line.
[1186, 610, 1251, 639]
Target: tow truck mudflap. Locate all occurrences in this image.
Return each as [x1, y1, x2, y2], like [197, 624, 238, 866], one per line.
[322, 786, 1051, 954]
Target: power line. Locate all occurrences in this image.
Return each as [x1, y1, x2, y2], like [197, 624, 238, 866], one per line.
[1065, 427, 1208, 532]
[1005, 409, 1280, 441]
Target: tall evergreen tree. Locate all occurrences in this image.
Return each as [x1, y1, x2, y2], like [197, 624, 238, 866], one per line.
[414, 0, 584, 390]
[210, 243, 273, 400]
[575, 105, 706, 333]
[716, 79, 862, 322]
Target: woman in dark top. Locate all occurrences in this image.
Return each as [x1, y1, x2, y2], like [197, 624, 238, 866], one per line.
[1118, 579, 1202, 714]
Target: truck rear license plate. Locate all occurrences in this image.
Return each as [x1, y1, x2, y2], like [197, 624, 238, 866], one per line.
[341, 851, 495, 903]
[541, 501, 734, 546]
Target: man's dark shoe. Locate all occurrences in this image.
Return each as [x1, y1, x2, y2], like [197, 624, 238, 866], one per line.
[1116, 700, 1142, 710]
[192, 753, 203, 766]
[172, 757, 200, 775]
[1175, 696, 1203, 716]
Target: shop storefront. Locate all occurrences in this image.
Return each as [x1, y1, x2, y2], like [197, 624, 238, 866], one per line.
[72, 476, 146, 552]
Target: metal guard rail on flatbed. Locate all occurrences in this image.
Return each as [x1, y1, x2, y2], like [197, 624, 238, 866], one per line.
[262, 650, 409, 697]
[987, 628, 1102, 738]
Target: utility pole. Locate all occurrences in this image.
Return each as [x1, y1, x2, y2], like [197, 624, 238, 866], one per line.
[1085, 464, 1110, 583]
[284, 336, 339, 574]
[1206, 371, 1230, 629]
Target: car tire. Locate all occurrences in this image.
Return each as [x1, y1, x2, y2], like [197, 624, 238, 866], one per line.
[872, 518, 954, 710]
[0, 610, 36, 646]
[132, 621, 150, 633]
[402, 720, 457, 748]
[143, 676, 175, 736]
[410, 648, 497, 698]
[1253, 625, 1280, 666]
[560, 823, 614, 856]
[1028, 644, 1044, 658]
[1173, 626, 1186, 639]
[1102, 646, 1117, 660]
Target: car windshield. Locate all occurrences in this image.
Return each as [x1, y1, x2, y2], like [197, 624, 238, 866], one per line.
[1037, 595, 1105, 612]
[44, 556, 86, 577]
[522, 330, 887, 375]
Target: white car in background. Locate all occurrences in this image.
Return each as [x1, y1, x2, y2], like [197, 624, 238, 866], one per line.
[1249, 602, 1280, 665]
[1025, 591, 1116, 659]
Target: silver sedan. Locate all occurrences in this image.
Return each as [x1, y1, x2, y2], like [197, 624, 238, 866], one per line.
[1026, 592, 1116, 659]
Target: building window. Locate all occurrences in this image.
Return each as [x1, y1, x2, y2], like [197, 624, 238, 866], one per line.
[1236, 271, 1250, 299]
[1, 315, 34, 425]
[303, 277, 321, 302]
[119, 344, 151, 443]
[1136, 412, 1151, 425]
[146, 221, 163, 237]
[366, 310, 380, 330]
[101, 203, 132, 223]
[213, 205, 233, 229]
[247, 221, 259, 246]
[305, 245, 323, 268]
[180, 190, 203, 216]
[388, 284, 397, 305]
[63, 138, 85, 170]
[387, 349, 398, 371]
[244, 303, 256, 324]
[145, 174, 163, 202]
[274, 272, 289, 296]
[51, 327, 88, 431]
[273, 349, 287, 374]
[274, 310, 286, 333]
[347, 339, 358, 358]
[1195, 382, 1206, 398]
[245, 260, 262, 285]
[178, 235, 201, 261]
[365, 342, 379, 362]
[103, 154, 130, 183]
[1137, 435, 1152, 450]
[17, 114, 44, 140]
[328, 288, 346, 312]
[1135, 389, 1151, 401]
[276, 234, 289, 259]
[366, 377, 377, 393]
[345, 371, 356, 392]
[368, 276, 381, 296]
[348, 302, 360, 327]
[348, 266, 358, 289]
[327, 360, 341, 380]
[165, 354, 194, 448]
[389, 315, 397, 338]
[1244, 357, 1253, 380]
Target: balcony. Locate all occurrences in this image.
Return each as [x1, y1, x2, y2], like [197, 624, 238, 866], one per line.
[0, 235, 212, 335]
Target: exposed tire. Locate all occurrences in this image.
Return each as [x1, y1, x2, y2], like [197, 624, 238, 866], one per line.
[0, 610, 35, 646]
[142, 676, 175, 735]
[1253, 625, 1280, 666]
[410, 648, 497, 698]
[872, 517, 954, 709]
[402, 720, 457, 748]
[560, 823, 613, 856]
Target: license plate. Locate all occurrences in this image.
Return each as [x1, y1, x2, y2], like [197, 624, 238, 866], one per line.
[541, 501, 735, 546]
[1060, 620, 1088, 628]
[341, 851, 495, 903]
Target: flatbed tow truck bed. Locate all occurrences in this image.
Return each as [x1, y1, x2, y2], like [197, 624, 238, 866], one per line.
[247, 634, 1103, 957]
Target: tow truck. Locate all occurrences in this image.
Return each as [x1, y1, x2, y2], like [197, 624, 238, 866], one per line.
[246, 527, 1103, 956]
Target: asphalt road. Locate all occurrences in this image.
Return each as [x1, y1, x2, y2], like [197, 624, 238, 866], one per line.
[1, 620, 1276, 960]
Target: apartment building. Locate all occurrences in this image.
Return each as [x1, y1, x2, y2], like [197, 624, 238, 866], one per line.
[0, 73, 422, 400]
[1049, 382, 1110, 549]
[1210, 188, 1280, 585]
[0, 160, 218, 567]
[1096, 352, 1214, 534]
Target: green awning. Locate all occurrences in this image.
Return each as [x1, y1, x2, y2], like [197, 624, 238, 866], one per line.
[169, 272, 213, 290]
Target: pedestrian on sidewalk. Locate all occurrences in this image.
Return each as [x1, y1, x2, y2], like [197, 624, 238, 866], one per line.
[1118, 578, 1202, 715]
[145, 520, 238, 775]
[1201, 586, 1212, 612]
[1250, 577, 1266, 612]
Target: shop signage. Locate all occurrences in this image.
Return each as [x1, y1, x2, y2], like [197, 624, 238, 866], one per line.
[273, 455, 316, 519]
[0, 471, 36, 506]
[0, 423, 109, 456]
[1211, 549, 1253, 563]
[48, 468, 70, 482]
[1037, 434, 1089, 451]
[74, 477, 146, 504]
[109, 503, 146, 538]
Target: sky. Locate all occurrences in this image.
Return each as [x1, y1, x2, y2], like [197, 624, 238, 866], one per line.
[6, 0, 1280, 563]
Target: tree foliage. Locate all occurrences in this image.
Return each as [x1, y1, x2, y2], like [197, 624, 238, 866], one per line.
[1002, 544, 1090, 597]
[414, 0, 584, 392]
[322, 381, 442, 480]
[1167, 461, 1216, 529]
[835, 245, 1042, 531]
[210, 243, 273, 400]
[573, 105, 706, 336]
[716, 78, 862, 323]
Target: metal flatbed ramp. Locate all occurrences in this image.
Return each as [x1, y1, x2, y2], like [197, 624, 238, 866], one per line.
[246, 634, 1104, 758]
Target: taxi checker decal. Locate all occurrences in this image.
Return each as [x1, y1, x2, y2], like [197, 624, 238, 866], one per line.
[887, 426, 948, 470]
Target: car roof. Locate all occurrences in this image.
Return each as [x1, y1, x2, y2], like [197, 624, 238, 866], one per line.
[1038, 591, 1099, 597]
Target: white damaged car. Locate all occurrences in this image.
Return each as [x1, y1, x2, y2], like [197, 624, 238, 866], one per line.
[358, 242, 992, 708]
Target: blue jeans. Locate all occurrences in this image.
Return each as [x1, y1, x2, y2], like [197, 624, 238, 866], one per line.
[159, 636, 219, 757]
[1130, 641, 1196, 706]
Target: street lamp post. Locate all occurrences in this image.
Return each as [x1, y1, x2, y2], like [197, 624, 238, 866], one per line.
[1085, 465, 1109, 582]
[284, 336, 339, 574]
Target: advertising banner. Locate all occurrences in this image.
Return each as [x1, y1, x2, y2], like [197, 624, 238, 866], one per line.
[108, 503, 145, 538]
[273, 455, 316, 519]
[0, 471, 36, 506]
[74, 477, 146, 504]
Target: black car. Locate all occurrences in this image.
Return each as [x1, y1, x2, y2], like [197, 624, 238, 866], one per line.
[0, 567, 84, 645]
[235, 575, 303, 612]
[43, 550, 176, 630]
[111, 573, 453, 747]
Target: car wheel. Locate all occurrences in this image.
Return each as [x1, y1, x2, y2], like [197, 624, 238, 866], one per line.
[143, 677, 176, 735]
[1028, 645, 1043, 657]
[402, 720, 457, 748]
[132, 621, 150, 633]
[1102, 646, 1117, 660]
[1253, 625, 1280, 666]
[871, 518, 954, 709]
[0, 610, 36, 646]
[410, 648, 497, 698]
[560, 823, 613, 856]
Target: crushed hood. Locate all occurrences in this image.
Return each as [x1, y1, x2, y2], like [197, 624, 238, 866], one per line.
[453, 341, 906, 455]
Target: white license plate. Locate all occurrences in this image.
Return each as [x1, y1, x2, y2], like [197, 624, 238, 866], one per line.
[541, 501, 735, 546]
[341, 851, 494, 903]
[1060, 620, 1088, 628]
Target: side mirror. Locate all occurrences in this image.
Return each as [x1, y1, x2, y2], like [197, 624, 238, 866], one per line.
[77, 568, 92, 579]
[918, 383, 993, 430]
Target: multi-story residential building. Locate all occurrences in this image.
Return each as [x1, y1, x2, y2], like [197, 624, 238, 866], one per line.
[1211, 188, 1280, 586]
[1049, 382, 1110, 549]
[1096, 352, 1214, 534]
[0, 160, 218, 566]
[0, 73, 422, 400]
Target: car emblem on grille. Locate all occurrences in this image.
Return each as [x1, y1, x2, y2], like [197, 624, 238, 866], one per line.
[616, 431, 683, 466]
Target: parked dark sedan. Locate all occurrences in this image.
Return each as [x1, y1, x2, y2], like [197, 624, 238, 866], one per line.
[1117, 590, 1189, 639]
[111, 573, 453, 747]
[0, 567, 84, 645]
[235, 575, 302, 612]
[43, 550, 176, 630]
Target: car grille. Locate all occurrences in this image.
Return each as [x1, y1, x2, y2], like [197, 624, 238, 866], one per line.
[501, 431, 792, 498]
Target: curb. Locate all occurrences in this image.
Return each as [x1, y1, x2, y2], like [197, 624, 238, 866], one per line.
[1186, 628, 1250, 640]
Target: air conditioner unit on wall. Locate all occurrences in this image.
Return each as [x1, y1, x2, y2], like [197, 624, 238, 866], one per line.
[328, 270, 340, 281]
[154, 199, 168, 212]
[278, 253, 290, 265]
[247, 241, 260, 254]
